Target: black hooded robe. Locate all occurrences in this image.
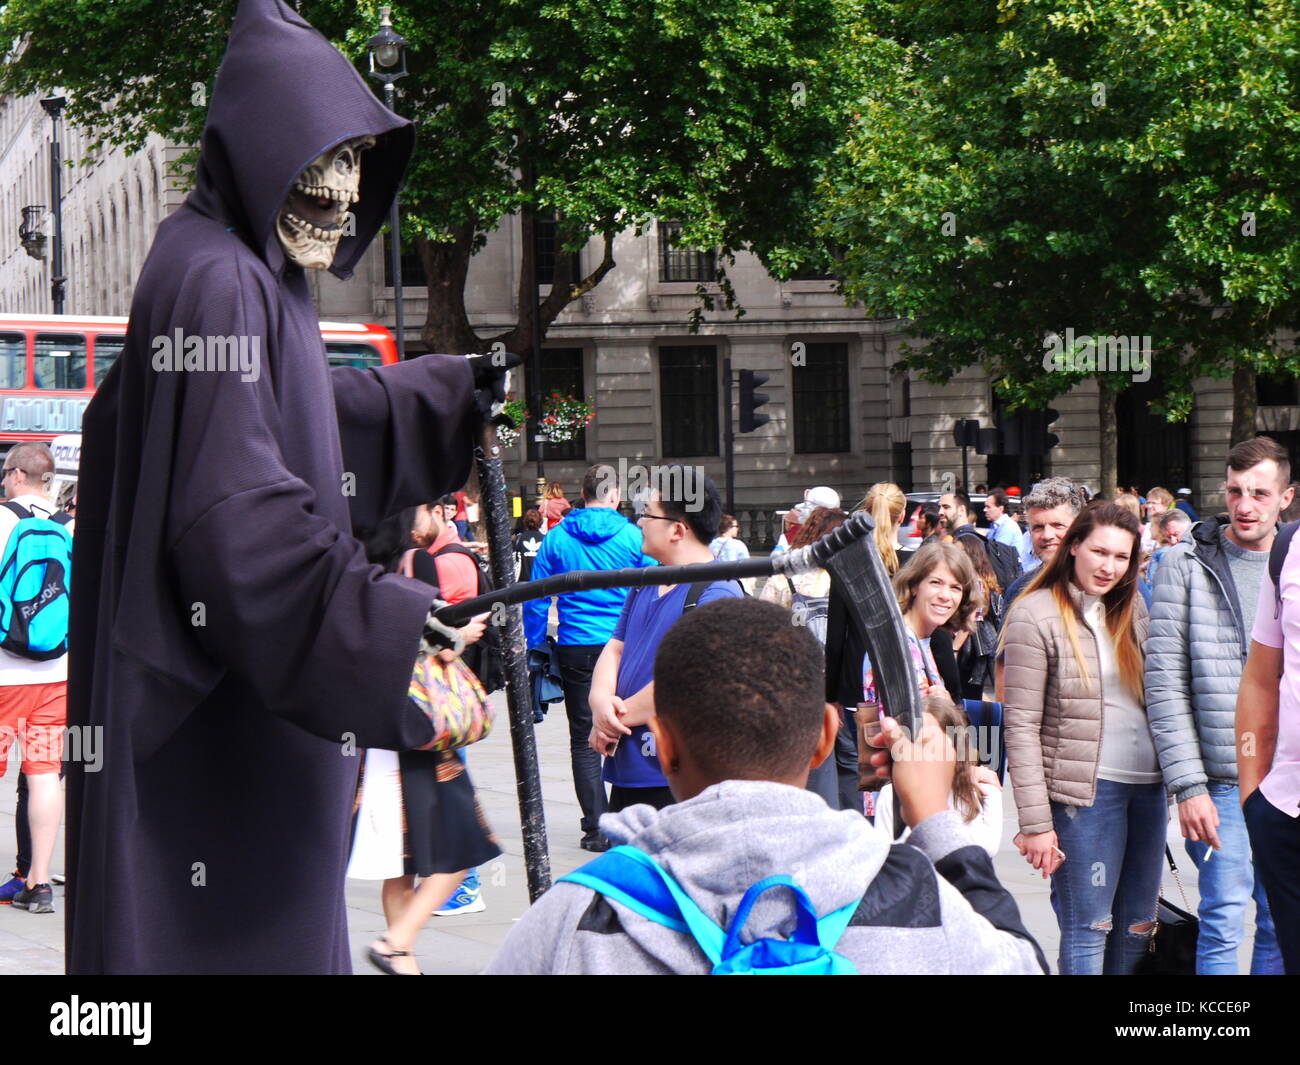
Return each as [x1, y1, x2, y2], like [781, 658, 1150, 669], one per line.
[66, 0, 475, 974]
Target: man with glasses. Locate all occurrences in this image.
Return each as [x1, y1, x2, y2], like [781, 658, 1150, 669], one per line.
[587, 468, 744, 813]
[0, 444, 69, 915]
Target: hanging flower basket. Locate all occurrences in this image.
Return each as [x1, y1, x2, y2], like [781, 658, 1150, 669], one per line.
[494, 396, 528, 449]
[541, 392, 595, 443]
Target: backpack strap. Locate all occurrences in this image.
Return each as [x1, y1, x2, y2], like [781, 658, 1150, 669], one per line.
[1271, 520, 1299, 618]
[51, 512, 72, 526]
[432, 542, 487, 594]
[1, 501, 32, 521]
[561, 846, 726, 964]
[560, 845, 859, 970]
[682, 581, 711, 614]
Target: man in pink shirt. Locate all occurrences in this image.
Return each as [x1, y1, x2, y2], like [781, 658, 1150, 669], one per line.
[1239, 518, 1300, 973]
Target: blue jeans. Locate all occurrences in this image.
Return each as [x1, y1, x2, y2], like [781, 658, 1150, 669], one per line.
[1244, 787, 1300, 974]
[1185, 782, 1283, 974]
[1051, 779, 1167, 975]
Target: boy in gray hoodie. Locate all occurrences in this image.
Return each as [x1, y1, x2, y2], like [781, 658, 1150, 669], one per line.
[486, 598, 1047, 975]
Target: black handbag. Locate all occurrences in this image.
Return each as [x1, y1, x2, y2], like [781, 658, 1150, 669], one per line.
[1134, 845, 1198, 975]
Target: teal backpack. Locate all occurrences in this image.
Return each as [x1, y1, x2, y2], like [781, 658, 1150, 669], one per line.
[560, 845, 858, 974]
[0, 501, 72, 660]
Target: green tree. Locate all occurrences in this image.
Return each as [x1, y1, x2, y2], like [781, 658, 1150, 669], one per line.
[820, 0, 1300, 492]
[1, 0, 864, 355]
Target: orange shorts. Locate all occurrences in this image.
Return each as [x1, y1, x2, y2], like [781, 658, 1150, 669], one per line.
[0, 681, 66, 775]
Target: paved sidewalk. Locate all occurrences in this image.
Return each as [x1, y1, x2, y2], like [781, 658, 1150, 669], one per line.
[0, 696, 1259, 974]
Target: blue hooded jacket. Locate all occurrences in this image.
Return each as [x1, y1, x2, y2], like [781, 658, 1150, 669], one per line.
[524, 507, 655, 648]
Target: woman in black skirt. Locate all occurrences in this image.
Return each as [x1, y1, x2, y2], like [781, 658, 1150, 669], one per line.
[354, 507, 502, 975]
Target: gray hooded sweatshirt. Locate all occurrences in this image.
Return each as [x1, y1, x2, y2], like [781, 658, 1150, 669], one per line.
[485, 781, 1047, 975]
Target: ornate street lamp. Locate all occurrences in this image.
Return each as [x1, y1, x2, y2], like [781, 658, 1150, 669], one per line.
[366, 6, 408, 359]
[19, 205, 47, 261]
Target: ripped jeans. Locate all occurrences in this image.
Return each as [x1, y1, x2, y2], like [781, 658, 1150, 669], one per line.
[1051, 778, 1167, 975]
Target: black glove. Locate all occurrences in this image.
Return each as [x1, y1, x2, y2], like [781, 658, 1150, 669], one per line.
[465, 350, 523, 427]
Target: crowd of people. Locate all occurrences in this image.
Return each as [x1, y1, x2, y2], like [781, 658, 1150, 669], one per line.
[490, 437, 1300, 976]
[9, 432, 1300, 977]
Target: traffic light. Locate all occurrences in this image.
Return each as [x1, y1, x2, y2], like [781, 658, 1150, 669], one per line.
[738, 369, 771, 433]
[1020, 407, 1061, 455]
[953, 419, 980, 448]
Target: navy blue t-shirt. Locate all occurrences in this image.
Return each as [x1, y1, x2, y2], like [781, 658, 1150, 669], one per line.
[603, 580, 745, 788]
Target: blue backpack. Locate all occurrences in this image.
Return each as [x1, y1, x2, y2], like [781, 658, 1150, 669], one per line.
[0, 501, 72, 660]
[560, 845, 858, 974]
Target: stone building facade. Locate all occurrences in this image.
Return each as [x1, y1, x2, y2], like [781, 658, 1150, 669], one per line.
[2, 97, 1266, 527]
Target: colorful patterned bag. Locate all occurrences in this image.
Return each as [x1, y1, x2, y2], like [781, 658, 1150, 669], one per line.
[410, 652, 494, 752]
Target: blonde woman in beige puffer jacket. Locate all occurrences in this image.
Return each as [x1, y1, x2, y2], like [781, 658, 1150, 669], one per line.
[1002, 501, 1166, 975]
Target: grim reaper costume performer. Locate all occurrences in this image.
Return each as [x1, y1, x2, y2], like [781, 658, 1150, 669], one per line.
[67, 0, 504, 973]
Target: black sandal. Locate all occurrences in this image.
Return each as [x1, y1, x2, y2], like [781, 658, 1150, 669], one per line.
[368, 937, 420, 976]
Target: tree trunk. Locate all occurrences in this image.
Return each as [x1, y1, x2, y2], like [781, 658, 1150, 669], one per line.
[1231, 364, 1257, 446]
[418, 222, 482, 356]
[1098, 378, 1118, 499]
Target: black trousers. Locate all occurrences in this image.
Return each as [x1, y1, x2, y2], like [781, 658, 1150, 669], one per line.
[1245, 787, 1300, 974]
[835, 708, 862, 814]
[556, 644, 609, 834]
[608, 784, 675, 813]
[15, 772, 29, 878]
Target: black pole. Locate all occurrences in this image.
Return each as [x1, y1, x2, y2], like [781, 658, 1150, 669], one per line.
[383, 81, 405, 361]
[526, 162, 545, 510]
[41, 97, 66, 314]
[475, 424, 551, 902]
[724, 354, 735, 516]
[961, 443, 968, 495]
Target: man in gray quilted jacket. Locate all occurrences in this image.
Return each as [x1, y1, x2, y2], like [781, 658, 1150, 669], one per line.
[1146, 436, 1294, 974]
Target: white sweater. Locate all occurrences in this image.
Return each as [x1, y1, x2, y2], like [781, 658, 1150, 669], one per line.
[871, 780, 1003, 858]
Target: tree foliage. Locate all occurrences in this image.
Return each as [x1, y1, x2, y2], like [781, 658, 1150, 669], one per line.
[0, 0, 866, 352]
[820, 0, 1300, 484]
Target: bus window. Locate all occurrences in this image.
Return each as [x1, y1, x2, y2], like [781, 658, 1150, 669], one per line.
[0, 334, 24, 389]
[34, 333, 88, 390]
[94, 334, 126, 387]
[325, 342, 382, 370]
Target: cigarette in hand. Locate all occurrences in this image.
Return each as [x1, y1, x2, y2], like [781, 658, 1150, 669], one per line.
[1051, 846, 1066, 859]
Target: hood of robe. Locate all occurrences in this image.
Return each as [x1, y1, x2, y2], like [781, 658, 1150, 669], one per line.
[187, 0, 413, 280]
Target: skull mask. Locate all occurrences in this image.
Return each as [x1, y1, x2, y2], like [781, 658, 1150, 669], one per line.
[276, 135, 376, 269]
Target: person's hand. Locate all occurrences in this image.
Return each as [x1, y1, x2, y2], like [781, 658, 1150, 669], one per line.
[458, 613, 488, 648]
[590, 692, 632, 741]
[1178, 793, 1222, 850]
[588, 725, 619, 756]
[1014, 831, 1062, 878]
[878, 712, 955, 829]
[971, 765, 1002, 790]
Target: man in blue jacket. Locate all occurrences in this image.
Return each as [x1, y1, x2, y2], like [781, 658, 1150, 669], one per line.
[525, 464, 653, 851]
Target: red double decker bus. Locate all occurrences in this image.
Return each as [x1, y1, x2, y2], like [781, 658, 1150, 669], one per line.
[0, 314, 399, 455]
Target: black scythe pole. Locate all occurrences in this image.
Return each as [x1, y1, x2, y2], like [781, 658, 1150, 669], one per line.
[473, 424, 551, 902]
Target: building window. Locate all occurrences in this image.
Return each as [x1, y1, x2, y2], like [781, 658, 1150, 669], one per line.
[1257, 373, 1300, 407]
[382, 233, 428, 288]
[793, 342, 850, 453]
[658, 220, 718, 283]
[892, 442, 914, 493]
[536, 213, 579, 287]
[659, 345, 719, 457]
[527, 348, 587, 463]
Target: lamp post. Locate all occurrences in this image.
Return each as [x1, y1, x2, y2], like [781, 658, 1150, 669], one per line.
[366, 6, 408, 359]
[39, 96, 67, 314]
[19, 205, 48, 262]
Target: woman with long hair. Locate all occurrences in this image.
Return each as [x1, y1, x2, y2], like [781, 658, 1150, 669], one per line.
[854, 482, 908, 575]
[352, 505, 501, 975]
[1001, 501, 1163, 975]
[953, 533, 1004, 699]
